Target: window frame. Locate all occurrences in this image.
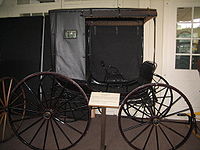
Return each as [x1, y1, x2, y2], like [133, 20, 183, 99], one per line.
[175, 7, 200, 70]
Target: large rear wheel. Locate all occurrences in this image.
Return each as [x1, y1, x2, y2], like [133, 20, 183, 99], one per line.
[8, 72, 91, 150]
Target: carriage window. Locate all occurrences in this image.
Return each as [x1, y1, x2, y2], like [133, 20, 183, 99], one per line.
[175, 7, 200, 69]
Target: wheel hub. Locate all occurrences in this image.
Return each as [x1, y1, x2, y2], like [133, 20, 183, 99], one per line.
[2, 106, 8, 112]
[151, 116, 160, 125]
[43, 109, 53, 119]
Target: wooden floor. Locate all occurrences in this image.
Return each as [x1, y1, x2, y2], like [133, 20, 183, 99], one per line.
[0, 115, 200, 150]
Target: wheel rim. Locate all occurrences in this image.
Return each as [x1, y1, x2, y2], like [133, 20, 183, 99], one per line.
[8, 72, 91, 150]
[118, 83, 194, 150]
[152, 74, 169, 85]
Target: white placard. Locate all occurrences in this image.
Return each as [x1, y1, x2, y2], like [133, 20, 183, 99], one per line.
[89, 92, 120, 108]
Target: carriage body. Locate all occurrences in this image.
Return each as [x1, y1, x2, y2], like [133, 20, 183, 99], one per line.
[49, 8, 157, 94]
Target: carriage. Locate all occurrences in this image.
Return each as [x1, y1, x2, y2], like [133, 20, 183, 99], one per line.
[0, 8, 195, 150]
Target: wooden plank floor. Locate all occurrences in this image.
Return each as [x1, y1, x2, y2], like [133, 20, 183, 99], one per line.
[0, 115, 200, 150]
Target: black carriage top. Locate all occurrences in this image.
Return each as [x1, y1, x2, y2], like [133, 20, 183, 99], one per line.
[49, 8, 157, 91]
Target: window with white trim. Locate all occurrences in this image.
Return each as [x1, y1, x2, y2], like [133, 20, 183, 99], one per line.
[175, 7, 200, 69]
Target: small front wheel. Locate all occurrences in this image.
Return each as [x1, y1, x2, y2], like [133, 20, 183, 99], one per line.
[118, 83, 194, 150]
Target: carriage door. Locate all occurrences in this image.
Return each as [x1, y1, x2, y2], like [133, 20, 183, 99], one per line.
[163, 0, 200, 112]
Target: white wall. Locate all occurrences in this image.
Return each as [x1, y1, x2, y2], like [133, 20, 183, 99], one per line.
[162, 0, 200, 113]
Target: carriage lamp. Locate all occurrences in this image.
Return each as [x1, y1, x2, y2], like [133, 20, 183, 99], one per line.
[64, 30, 77, 39]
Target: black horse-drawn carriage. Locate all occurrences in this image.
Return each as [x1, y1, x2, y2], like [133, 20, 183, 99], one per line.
[0, 8, 195, 150]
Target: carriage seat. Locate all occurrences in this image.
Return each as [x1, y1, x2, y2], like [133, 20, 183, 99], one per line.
[137, 61, 156, 85]
[86, 61, 156, 93]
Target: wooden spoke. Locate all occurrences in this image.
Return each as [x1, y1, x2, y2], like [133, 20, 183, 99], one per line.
[0, 113, 5, 125]
[6, 79, 13, 106]
[9, 92, 24, 106]
[2, 113, 7, 141]
[2, 80, 6, 106]
[0, 97, 4, 106]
